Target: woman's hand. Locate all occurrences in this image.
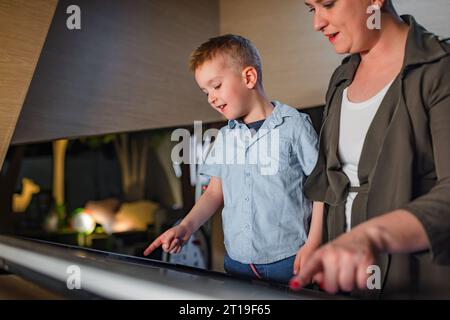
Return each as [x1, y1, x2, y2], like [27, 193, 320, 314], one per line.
[289, 210, 429, 294]
[290, 227, 378, 293]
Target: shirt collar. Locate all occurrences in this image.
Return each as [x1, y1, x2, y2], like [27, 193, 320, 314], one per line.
[227, 101, 295, 130]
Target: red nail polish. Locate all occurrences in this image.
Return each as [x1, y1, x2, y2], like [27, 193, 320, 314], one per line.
[319, 282, 325, 290]
[290, 279, 300, 290]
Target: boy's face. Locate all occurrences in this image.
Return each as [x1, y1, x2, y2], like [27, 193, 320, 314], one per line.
[195, 54, 251, 121]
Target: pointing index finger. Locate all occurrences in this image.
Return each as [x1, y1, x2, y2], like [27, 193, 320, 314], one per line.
[297, 251, 325, 287]
[143, 237, 163, 256]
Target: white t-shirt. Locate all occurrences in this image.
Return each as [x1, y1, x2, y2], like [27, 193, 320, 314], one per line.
[338, 80, 394, 231]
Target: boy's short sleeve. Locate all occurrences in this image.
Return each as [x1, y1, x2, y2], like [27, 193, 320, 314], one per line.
[199, 129, 225, 179]
[293, 114, 319, 176]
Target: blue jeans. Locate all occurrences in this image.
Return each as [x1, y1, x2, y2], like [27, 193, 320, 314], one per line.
[224, 253, 295, 285]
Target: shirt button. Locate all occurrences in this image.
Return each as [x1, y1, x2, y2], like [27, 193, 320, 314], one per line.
[245, 196, 249, 201]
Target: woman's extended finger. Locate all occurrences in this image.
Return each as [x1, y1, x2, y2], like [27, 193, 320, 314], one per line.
[290, 249, 324, 289]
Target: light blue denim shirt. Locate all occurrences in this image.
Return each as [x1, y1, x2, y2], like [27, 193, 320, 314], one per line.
[199, 101, 319, 264]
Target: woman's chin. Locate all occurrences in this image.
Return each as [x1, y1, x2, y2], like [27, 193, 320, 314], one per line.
[333, 45, 350, 55]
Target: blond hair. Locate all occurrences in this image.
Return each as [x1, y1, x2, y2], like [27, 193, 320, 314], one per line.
[189, 34, 263, 87]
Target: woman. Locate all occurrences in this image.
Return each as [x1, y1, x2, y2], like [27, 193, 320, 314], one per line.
[290, 0, 450, 298]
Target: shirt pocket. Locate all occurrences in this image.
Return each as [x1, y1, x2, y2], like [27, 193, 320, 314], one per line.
[256, 137, 293, 176]
[275, 138, 294, 173]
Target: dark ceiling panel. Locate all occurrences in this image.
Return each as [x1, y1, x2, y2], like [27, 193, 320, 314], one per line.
[12, 0, 220, 145]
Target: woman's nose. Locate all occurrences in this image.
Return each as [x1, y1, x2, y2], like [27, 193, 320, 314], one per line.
[313, 10, 328, 32]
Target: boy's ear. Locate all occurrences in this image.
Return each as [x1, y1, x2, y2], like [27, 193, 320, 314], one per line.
[242, 66, 258, 89]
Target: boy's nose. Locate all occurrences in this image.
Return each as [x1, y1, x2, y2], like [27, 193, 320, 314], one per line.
[208, 94, 217, 106]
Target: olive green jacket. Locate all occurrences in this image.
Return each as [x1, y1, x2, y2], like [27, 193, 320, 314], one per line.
[304, 15, 450, 299]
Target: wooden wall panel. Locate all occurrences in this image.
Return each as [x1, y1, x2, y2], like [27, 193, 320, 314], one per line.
[220, 0, 450, 109]
[395, 0, 450, 37]
[0, 0, 57, 168]
[220, 0, 342, 109]
[12, 0, 220, 145]
[9, 0, 449, 146]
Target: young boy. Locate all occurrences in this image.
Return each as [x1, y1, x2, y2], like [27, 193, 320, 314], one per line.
[144, 34, 324, 285]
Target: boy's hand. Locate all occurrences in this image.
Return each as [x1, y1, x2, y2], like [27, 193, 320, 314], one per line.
[293, 241, 320, 282]
[143, 224, 191, 256]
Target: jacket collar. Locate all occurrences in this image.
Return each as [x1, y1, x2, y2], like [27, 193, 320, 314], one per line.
[402, 15, 449, 68]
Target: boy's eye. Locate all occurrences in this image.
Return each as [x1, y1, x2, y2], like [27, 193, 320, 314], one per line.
[214, 84, 221, 90]
[308, 6, 315, 13]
